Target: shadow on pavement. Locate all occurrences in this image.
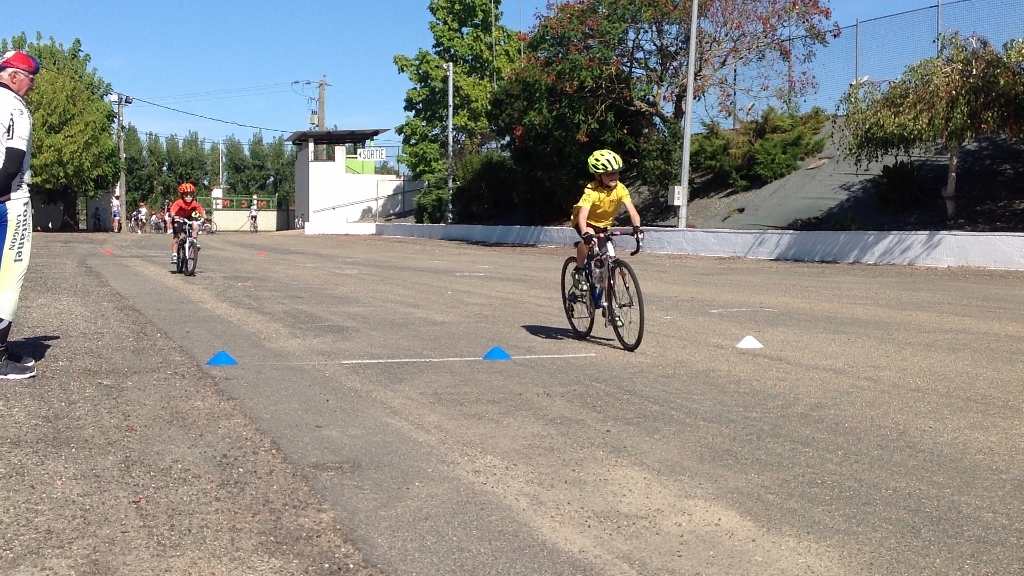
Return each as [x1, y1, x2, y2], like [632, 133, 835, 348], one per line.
[13, 334, 59, 363]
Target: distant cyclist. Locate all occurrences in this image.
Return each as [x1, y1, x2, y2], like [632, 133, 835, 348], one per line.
[168, 182, 206, 265]
[248, 202, 259, 232]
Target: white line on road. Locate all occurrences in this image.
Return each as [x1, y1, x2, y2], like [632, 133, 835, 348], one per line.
[709, 308, 779, 313]
[262, 353, 597, 366]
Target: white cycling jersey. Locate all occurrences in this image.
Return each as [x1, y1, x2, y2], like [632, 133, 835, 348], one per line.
[0, 85, 32, 202]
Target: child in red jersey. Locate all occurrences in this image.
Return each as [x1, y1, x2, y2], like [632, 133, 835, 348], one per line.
[168, 182, 207, 265]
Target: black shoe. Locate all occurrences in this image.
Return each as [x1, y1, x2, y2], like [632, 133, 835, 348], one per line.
[0, 357, 36, 379]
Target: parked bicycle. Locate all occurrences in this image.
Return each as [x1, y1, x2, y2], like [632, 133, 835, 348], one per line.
[172, 216, 202, 276]
[200, 218, 217, 234]
[560, 231, 645, 351]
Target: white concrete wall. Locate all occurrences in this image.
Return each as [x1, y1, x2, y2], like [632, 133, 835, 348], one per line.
[303, 223, 1024, 271]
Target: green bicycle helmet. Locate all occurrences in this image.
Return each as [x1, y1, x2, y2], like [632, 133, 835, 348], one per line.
[587, 149, 624, 174]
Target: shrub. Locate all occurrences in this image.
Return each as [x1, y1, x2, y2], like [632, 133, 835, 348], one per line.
[871, 159, 925, 214]
[414, 187, 449, 224]
[452, 152, 521, 224]
[692, 107, 828, 191]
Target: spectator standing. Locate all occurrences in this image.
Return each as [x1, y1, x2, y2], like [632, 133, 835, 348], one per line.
[110, 192, 121, 233]
[0, 51, 41, 378]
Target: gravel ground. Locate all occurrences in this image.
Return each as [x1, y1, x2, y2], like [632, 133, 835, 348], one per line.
[0, 234, 384, 576]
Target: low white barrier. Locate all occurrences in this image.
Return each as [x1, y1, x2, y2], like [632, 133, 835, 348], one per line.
[307, 223, 1024, 271]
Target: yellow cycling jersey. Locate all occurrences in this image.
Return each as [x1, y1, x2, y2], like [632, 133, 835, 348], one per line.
[571, 181, 632, 229]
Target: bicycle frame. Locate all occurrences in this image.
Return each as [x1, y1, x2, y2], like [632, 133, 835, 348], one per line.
[585, 232, 641, 324]
[173, 216, 201, 276]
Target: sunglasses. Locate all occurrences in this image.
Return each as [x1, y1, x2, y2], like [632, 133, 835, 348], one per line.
[13, 70, 35, 84]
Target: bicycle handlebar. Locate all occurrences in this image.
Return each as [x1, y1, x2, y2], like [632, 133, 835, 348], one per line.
[594, 230, 643, 256]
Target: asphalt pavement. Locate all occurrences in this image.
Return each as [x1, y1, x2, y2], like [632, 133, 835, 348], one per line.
[3, 230, 1023, 575]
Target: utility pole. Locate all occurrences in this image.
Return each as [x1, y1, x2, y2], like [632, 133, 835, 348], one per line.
[318, 76, 326, 131]
[677, 0, 699, 229]
[445, 62, 454, 224]
[316, 76, 328, 160]
[109, 92, 133, 221]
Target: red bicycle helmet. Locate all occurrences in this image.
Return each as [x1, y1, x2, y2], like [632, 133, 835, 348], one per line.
[177, 182, 196, 195]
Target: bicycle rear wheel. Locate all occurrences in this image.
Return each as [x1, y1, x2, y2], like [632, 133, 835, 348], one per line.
[185, 239, 198, 276]
[608, 260, 644, 351]
[561, 257, 594, 339]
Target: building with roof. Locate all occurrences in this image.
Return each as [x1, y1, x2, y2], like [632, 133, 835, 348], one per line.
[286, 129, 425, 233]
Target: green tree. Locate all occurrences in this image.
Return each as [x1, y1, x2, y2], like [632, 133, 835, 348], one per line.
[837, 33, 1022, 220]
[142, 132, 173, 201]
[266, 136, 296, 198]
[394, 0, 520, 185]
[222, 136, 251, 196]
[376, 161, 400, 176]
[246, 132, 271, 194]
[490, 0, 837, 223]
[3, 33, 119, 222]
[178, 132, 209, 188]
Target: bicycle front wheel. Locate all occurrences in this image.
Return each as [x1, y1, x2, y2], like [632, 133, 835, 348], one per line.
[175, 242, 186, 274]
[561, 257, 594, 339]
[608, 260, 644, 351]
[185, 240, 198, 276]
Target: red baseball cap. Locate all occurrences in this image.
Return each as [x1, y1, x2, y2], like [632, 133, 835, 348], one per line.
[0, 51, 40, 75]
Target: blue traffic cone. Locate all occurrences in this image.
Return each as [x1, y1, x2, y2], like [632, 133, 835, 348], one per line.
[206, 350, 238, 366]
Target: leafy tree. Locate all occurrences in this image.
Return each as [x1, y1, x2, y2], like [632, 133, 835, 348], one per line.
[3, 33, 119, 222]
[222, 136, 251, 195]
[376, 161, 400, 176]
[246, 132, 271, 194]
[206, 141, 222, 188]
[394, 0, 520, 186]
[837, 33, 1022, 220]
[490, 0, 837, 223]
[266, 136, 296, 198]
[178, 132, 209, 188]
[123, 124, 148, 208]
[142, 132, 173, 201]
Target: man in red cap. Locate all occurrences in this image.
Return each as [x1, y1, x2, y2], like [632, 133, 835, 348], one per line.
[0, 50, 41, 378]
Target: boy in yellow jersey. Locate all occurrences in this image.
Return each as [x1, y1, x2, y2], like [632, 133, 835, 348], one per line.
[570, 149, 644, 293]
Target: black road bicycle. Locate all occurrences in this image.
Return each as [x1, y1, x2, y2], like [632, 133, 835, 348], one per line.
[560, 231, 645, 351]
[173, 216, 202, 277]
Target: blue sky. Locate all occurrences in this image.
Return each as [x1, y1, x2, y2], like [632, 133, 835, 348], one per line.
[14, 0, 932, 155]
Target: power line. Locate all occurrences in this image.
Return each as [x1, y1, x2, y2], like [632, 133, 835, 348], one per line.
[128, 96, 291, 133]
[143, 83, 292, 100]
[134, 88, 295, 106]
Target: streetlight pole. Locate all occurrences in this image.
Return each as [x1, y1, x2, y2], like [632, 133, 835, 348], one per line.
[677, 0, 699, 229]
[445, 62, 454, 224]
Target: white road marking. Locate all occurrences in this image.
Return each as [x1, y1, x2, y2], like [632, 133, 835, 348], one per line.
[709, 308, 778, 313]
[263, 353, 596, 366]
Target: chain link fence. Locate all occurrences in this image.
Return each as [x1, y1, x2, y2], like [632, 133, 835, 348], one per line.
[741, 0, 1024, 119]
